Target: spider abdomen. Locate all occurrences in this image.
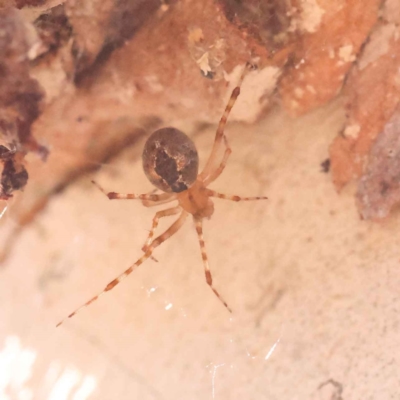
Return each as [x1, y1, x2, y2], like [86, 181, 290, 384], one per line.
[142, 127, 199, 193]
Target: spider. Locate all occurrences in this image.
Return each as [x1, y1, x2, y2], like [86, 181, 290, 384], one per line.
[57, 65, 267, 326]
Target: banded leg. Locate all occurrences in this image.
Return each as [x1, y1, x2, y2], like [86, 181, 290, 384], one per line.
[205, 189, 268, 202]
[141, 205, 181, 257]
[57, 211, 188, 326]
[194, 217, 232, 313]
[200, 63, 251, 179]
[141, 189, 177, 208]
[92, 180, 176, 203]
[203, 136, 231, 185]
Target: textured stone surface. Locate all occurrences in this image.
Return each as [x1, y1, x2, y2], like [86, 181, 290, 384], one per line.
[279, 0, 380, 116]
[330, 22, 400, 192]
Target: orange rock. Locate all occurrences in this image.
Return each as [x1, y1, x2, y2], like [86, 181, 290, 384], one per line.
[330, 23, 400, 191]
[279, 0, 380, 116]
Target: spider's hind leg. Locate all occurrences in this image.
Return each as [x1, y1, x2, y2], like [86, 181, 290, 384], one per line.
[141, 205, 181, 258]
[57, 211, 188, 326]
[193, 217, 232, 313]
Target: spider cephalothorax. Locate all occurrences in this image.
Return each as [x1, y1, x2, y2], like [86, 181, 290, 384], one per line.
[57, 64, 267, 326]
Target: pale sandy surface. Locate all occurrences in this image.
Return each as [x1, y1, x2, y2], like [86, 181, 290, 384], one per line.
[1, 100, 399, 399]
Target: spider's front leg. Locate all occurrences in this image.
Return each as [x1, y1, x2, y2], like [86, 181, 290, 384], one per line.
[202, 136, 231, 185]
[199, 88, 239, 180]
[200, 63, 252, 179]
[92, 180, 176, 204]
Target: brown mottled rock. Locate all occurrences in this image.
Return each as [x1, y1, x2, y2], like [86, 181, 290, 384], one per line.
[218, 0, 293, 55]
[330, 23, 400, 191]
[66, 0, 162, 80]
[357, 110, 400, 220]
[279, 0, 380, 116]
[0, 7, 45, 199]
[81, 0, 288, 123]
[382, 0, 400, 24]
[33, 4, 71, 57]
[15, 0, 46, 8]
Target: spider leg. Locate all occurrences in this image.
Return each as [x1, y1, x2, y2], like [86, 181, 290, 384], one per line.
[202, 136, 231, 185]
[141, 205, 181, 258]
[206, 189, 268, 202]
[200, 64, 249, 179]
[193, 217, 232, 313]
[141, 189, 177, 208]
[92, 180, 176, 203]
[57, 211, 188, 326]
[141, 196, 178, 208]
[141, 188, 158, 208]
